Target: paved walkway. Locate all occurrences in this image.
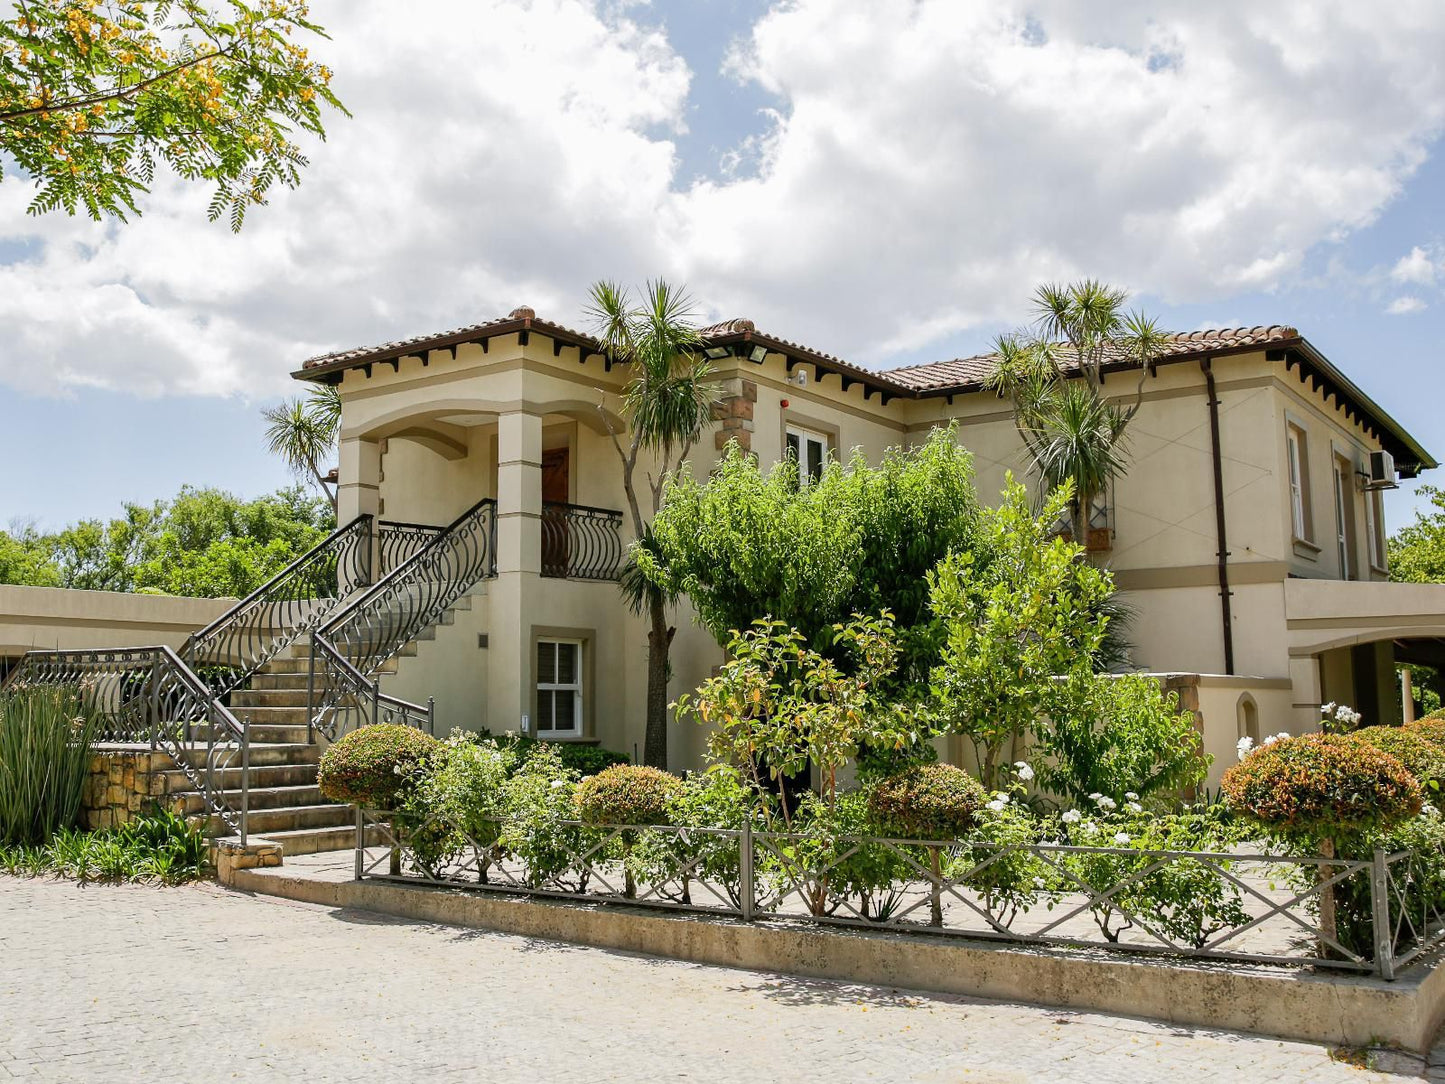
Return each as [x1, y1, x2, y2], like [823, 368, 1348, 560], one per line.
[0, 876, 1441, 1083]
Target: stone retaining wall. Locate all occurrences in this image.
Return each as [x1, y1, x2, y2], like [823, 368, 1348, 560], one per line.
[81, 747, 177, 830]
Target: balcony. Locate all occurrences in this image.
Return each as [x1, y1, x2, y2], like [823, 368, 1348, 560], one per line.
[541, 502, 624, 581]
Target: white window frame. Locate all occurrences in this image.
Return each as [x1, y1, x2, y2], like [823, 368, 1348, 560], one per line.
[535, 639, 583, 738]
[784, 425, 829, 486]
[1286, 424, 1311, 542]
[1332, 459, 1353, 579]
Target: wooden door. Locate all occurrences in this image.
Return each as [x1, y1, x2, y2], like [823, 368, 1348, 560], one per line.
[541, 448, 570, 575]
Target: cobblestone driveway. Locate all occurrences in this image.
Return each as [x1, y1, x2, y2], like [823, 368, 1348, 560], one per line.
[1, 877, 1441, 1083]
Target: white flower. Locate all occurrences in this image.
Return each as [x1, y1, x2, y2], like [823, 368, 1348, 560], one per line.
[1422, 803, 1438, 818]
[992, 791, 1011, 805]
[1320, 702, 1336, 715]
[1126, 801, 1143, 814]
[1095, 795, 1118, 812]
[549, 780, 566, 790]
[1061, 809, 1082, 824]
[1125, 792, 1139, 802]
[986, 799, 1007, 813]
[1077, 820, 1098, 836]
[1033, 877, 1047, 889]
[1113, 832, 1131, 845]
[1088, 792, 1102, 801]
[1236, 736, 1255, 760]
[1014, 762, 1035, 782]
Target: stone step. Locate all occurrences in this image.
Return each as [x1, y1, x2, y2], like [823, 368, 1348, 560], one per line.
[258, 820, 382, 857]
[230, 704, 311, 726]
[231, 688, 312, 708]
[238, 723, 313, 744]
[286, 639, 414, 661]
[206, 802, 353, 836]
[246, 672, 312, 691]
[170, 742, 319, 769]
[159, 762, 318, 792]
[175, 784, 324, 815]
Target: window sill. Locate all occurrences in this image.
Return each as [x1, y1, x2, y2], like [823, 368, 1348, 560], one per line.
[535, 735, 598, 745]
[1292, 537, 1321, 560]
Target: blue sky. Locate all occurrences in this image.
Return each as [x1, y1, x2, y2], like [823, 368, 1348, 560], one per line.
[2, 0, 1443, 532]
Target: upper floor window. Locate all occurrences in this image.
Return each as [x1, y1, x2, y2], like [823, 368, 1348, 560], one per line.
[1286, 424, 1313, 542]
[1332, 455, 1357, 580]
[785, 425, 829, 486]
[536, 639, 582, 737]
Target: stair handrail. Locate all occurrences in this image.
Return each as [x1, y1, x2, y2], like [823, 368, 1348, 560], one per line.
[6, 645, 251, 845]
[308, 497, 497, 740]
[307, 635, 434, 741]
[184, 514, 374, 698]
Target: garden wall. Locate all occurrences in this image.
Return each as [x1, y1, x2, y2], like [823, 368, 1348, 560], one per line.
[80, 747, 179, 830]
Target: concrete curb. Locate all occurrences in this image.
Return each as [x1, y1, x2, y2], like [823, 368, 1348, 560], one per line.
[233, 865, 1445, 1052]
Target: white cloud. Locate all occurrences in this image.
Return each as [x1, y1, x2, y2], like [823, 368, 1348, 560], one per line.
[3, 0, 1445, 397]
[1387, 295, 1428, 315]
[1391, 245, 1440, 286]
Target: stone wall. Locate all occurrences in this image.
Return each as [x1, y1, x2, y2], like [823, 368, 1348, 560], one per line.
[712, 377, 757, 453]
[81, 748, 178, 830]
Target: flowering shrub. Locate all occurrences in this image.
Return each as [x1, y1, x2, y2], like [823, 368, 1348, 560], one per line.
[574, 765, 681, 827]
[1319, 701, 1364, 733]
[632, 767, 757, 907]
[317, 724, 440, 808]
[1349, 726, 1445, 799]
[1407, 718, 1445, 749]
[497, 743, 586, 890]
[867, 763, 985, 842]
[1220, 733, 1422, 844]
[776, 791, 909, 919]
[401, 732, 516, 880]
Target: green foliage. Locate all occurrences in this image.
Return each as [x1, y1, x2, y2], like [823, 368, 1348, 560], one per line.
[1349, 726, 1445, 799]
[776, 790, 909, 919]
[1408, 717, 1445, 748]
[1333, 807, 1445, 959]
[0, 1, 345, 228]
[867, 763, 984, 842]
[0, 685, 101, 845]
[1221, 734, 1422, 846]
[0, 485, 334, 598]
[675, 612, 923, 816]
[644, 427, 978, 684]
[927, 477, 1113, 789]
[498, 743, 588, 891]
[400, 732, 516, 880]
[1032, 674, 1210, 805]
[0, 809, 209, 884]
[1389, 485, 1445, 584]
[575, 765, 681, 827]
[317, 724, 440, 809]
[262, 385, 342, 509]
[477, 731, 631, 776]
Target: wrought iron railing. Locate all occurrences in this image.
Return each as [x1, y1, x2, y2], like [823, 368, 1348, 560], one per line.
[184, 514, 374, 698]
[378, 520, 443, 575]
[541, 501, 624, 581]
[309, 637, 434, 740]
[308, 498, 497, 741]
[353, 811, 1445, 980]
[6, 647, 251, 844]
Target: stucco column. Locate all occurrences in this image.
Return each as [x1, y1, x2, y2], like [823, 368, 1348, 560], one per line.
[1402, 667, 1416, 725]
[489, 411, 543, 735]
[338, 436, 381, 591]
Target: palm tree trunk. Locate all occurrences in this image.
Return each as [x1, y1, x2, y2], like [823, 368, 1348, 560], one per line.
[644, 591, 674, 768]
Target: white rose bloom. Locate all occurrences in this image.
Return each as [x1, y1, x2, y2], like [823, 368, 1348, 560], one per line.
[1015, 762, 1035, 782]
[1096, 796, 1118, 812]
[1113, 832, 1131, 845]
[1125, 792, 1139, 801]
[1126, 801, 1143, 814]
[1088, 792, 1103, 801]
[1061, 810, 1082, 824]
[986, 799, 1007, 813]
[1236, 736, 1255, 760]
[549, 780, 566, 790]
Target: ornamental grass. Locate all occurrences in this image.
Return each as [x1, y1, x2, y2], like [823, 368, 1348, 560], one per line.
[0, 685, 102, 846]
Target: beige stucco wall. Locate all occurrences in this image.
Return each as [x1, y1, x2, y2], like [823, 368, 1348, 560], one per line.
[0, 585, 229, 658]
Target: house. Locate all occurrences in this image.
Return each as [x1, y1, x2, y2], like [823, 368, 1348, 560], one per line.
[288, 307, 1445, 785]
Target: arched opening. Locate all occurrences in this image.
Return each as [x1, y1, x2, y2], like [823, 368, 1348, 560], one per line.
[1236, 694, 1260, 743]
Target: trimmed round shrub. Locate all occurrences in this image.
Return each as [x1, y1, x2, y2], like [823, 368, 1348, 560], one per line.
[574, 765, 680, 827]
[317, 724, 440, 808]
[867, 763, 986, 842]
[1220, 733, 1422, 840]
[1407, 718, 1445, 749]
[1350, 726, 1445, 796]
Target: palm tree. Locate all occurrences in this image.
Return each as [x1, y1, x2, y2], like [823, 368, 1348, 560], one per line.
[986, 280, 1169, 547]
[587, 279, 718, 769]
[263, 384, 342, 512]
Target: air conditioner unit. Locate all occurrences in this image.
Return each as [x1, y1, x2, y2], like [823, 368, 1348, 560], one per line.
[1365, 449, 1398, 491]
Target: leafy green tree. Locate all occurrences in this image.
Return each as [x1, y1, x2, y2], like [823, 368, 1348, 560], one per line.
[986, 281, 1169, 545]
[0, 485, 332, 597]
[1390, 485, 1445, 584]
[587, 279, 718, 771]
[928, 477, 1113, 790]
[642, 426, 979, 687]
[0, 1, 344, 227]
[262, 383, 342, 511]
